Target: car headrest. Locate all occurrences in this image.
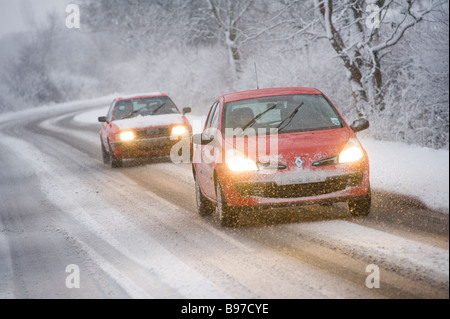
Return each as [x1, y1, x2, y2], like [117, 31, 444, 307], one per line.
[229, 107, 255, 129]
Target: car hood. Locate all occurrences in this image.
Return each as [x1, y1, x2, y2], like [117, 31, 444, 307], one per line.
[113, 114, 186, 131]
[224, 128, 352, 171]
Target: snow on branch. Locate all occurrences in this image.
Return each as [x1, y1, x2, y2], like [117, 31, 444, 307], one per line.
[371, 0, 447, 53]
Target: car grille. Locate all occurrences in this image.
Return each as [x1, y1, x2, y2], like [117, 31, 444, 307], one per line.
[135, 127, 171, 139]
[233, 172, 363, 198]
[311, 155, 338, 167]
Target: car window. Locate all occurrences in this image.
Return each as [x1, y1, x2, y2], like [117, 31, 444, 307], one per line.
[223, 94, 343, 137]
[210, 102, 221, 129]
[113, 97, 178, 121]
[106, 100, 115, 122]
[204, 101, 219, 133]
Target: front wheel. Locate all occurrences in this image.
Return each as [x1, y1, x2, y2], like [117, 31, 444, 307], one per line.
[348, 189, 371, 216]
[195, 176, 214, 216]
[216, 181, 239, 227]
[108, 144, 123, 168]
[101, 140, 110, 164]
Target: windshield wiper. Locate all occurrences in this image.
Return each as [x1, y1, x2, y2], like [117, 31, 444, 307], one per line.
[151, 103, 166, 115]
[276, 102, 304, 133]
[238, 104, 278, 136]
[122, 106, 147, 120]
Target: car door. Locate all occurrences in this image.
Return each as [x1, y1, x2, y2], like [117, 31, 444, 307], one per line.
[197, 100, 220, 200]
[101, 99, 116, 147]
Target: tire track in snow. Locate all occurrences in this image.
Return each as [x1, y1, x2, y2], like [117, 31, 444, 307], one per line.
[37, 110, 260, 255]
[0, 133, 229, 298]
[3, 102, 447, 298]
[39, 107, 450, 291]
[285, 221, 449, 289]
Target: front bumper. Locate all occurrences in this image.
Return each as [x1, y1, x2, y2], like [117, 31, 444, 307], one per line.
[233, 171, 363, 198]
[111, 136, 186, 159]
[216, 163, 370, 208]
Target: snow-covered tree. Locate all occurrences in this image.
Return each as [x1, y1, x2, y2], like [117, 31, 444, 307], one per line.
[280, 0, 446, 117]
[202, 0, 255, 81]
[6, 14, 62, 106]
[0, 0, 447, 148]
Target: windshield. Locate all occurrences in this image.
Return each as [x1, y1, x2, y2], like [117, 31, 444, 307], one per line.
[113, 96, 178, 121]
[223, 94, 343, 137]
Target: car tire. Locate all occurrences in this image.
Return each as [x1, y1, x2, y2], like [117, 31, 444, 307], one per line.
[195, 176, 214, 217]
[348, 188, 371, 216]
[101, 140, 110, 164]
[216, 181, 239, 227]
[108, 144, 123, 168]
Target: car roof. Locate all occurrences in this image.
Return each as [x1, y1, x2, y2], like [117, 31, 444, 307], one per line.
[221, 87, 322, 103]
[116, 92, 167, 101]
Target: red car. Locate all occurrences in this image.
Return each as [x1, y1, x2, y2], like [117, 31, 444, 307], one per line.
[99, 93, 192, 167]
[192, 87, 371, 226]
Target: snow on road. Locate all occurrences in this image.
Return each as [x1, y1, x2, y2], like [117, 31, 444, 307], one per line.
[286, 221, 449, 287]
[0, 97, 448, 298]
[36, 104, 450, 287]
[0, 133, 230, 299]
[143, 161, 450, 288]
[0, 229, 15, 299]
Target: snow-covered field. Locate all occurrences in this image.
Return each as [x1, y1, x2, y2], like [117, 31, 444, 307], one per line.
[359, 138, 449, 213]
[72, 100, 449, 213]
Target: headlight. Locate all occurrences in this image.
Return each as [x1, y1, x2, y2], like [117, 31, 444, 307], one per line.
[226, 150, 258, 172]
[117, 131, 135, 142]
[171, 125, 188, 136]
[339, 138, 364, 163]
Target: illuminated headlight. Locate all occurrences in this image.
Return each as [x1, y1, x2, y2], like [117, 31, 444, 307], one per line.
[171, 125, 188, 136]
[226, 150, 258, 172]
[117, 131, 135, 142]
[339, 138, 364, 163]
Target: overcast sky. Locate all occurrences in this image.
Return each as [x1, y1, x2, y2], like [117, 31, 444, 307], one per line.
[0, 0, 70, 39]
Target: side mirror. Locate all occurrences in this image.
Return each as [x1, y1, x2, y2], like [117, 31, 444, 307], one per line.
[182, 107, 192, 115]
[98, 116, 107, 123]
[192, 133, 215, 145]
[350, 118, 369, 133]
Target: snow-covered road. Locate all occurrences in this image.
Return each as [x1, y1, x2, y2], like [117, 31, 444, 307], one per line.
[0, 98, 448, 299]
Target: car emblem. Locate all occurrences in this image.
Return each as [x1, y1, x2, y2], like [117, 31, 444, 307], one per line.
[294, 157, 304, 169]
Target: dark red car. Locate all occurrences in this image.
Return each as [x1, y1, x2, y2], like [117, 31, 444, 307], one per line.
[99, 93, 192, 167]
[192, 87, 370, 226]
